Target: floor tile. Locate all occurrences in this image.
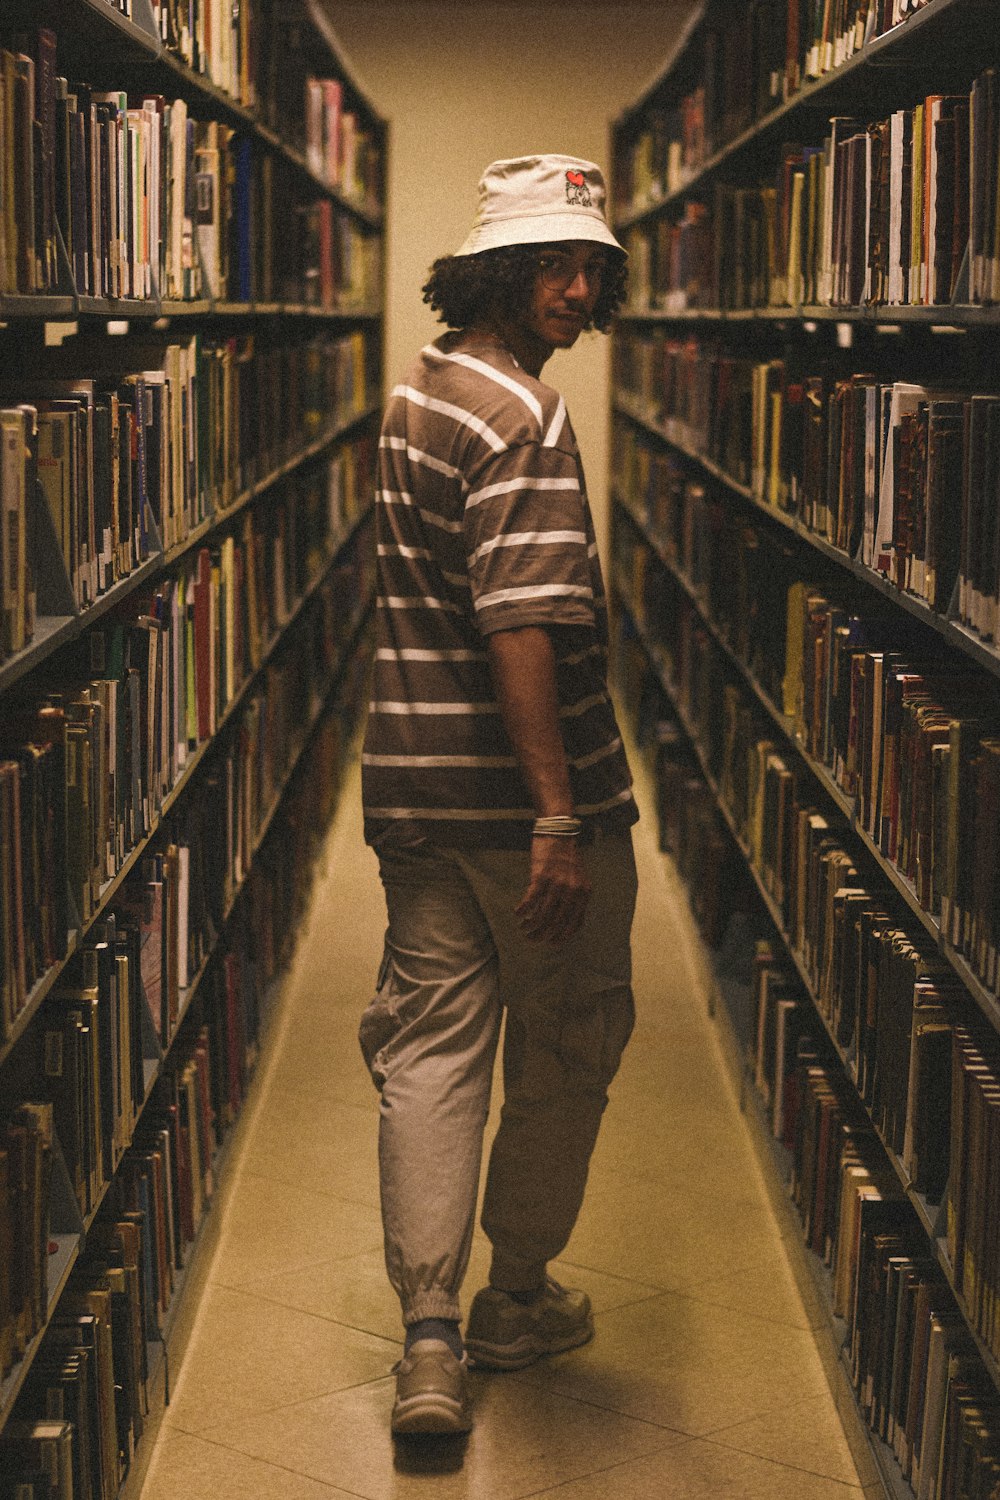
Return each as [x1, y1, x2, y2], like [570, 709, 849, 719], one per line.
[141, 1430, 356, 1499]
[669, 1246, 823, 1331]
[262, 1027, 379, 1111]
[241, 1237, 663, 1348]
[209, 1172, 384, 1289]
[561, 1175, 788, 1291]
[199, 1372, 680, 1500]
[511, 1291, 829, 1436]
[523, 1438, 864, 1497]
[237, 1092, 382, 1210]
[706, 1392, 863, 1483]
[164, 1284, 397, 1434]
[240, 1246, 404, 1345]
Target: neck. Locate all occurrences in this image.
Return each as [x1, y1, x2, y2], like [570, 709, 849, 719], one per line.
[470, 316, 551, 378]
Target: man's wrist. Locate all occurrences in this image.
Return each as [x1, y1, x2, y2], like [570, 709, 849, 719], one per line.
[532, 815, 583, 839]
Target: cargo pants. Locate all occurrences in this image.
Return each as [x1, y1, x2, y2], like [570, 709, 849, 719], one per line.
[359, 831, 637, 1326]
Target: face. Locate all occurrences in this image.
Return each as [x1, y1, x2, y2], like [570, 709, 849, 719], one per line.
[520, 242, 609, 354]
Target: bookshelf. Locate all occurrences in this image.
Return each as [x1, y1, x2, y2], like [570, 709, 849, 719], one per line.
[0, 0, 384, 1492]
[610, 3, 1000, 1496]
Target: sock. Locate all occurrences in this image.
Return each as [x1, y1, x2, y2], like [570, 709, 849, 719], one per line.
[495, 1285, 544, 1306]
[405, 1317, 463, 1358]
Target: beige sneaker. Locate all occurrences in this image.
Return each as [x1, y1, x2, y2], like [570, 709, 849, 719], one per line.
[391, 1339, 472, 1436]
[465, 1278, 594, 1370]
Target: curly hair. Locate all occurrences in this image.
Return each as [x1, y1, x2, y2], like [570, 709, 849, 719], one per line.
[422, 244, 628, 335]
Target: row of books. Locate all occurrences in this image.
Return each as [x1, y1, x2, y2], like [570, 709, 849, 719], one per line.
[752, 941, 816, 1146]
[151, 0, 255, 107]
[0, 485, 375, 1036]
[618, 531, 992, 1210]
[626, 70, 1000, 312]
[781, 1025, 1000, 1492]
[615, 623, 740, 951]
[782, 580, 1000, 985]
[304, 74, 381, 205]
[0, 27, 381, 303]
[0, 619, 371, 1385]
[0, 1102, 55, 1385]
[1, 1022, 216, 1499]
[735, 713, 960, 1201]
[0, 631, 372, 1494]
[45, 912, 154, 1224]
[190, 124, 381, 308]
[715, 662, 962, 1162]
[153, 0, 385, 207]
[791, 1060, 1000, 1497]
[0, 329, 375, 655]
[948, 1022, 1000, 1370]
[617, 481, 1000, 997]
[616, 637, 1000, 1490]
[617, 0, 939, 216]
[615, 421, 815, 706]
[750, 368, 999, 638]
[255, 1, 381, 206]
[297, 202, 383, 313]
[615, 335, 1000, 642]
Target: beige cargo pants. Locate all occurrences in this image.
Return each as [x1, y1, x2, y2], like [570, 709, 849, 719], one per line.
[359, 831, 637, 1326]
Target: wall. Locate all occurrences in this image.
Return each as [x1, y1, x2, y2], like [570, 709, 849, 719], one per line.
[325, 1, 692, 548]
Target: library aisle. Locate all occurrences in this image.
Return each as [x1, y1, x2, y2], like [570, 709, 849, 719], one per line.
[139, 752, 871, 1500]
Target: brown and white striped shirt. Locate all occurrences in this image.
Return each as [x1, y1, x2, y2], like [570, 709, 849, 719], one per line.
[362, 329, 636, 849]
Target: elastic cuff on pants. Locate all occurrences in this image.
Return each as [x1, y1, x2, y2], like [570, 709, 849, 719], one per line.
[488, 1249, 548, 1296]
[403, 1291, 463, 1326]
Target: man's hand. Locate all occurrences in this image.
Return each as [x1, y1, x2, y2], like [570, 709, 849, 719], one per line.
[485, 625, 592, 944]
[516, 836, 592, 945]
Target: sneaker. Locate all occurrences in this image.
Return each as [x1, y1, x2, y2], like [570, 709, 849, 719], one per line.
[464, 1278, 594, 1370]
[391, 1339, 472, 1436]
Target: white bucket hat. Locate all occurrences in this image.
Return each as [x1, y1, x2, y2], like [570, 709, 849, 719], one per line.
[453, 154, 626, 257]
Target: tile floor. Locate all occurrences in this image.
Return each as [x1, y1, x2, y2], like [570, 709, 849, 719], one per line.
[140, 756, 874, 1499]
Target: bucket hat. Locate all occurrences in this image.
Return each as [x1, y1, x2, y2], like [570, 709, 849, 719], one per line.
[453, 154, 626, 257]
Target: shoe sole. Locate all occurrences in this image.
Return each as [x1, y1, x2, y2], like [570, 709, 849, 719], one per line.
[391, 1395, 472, 1436]
[465, 1319, 594, 1372]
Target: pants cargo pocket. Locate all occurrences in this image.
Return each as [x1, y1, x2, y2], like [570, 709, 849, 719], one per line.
[358, 941, 399, 1090]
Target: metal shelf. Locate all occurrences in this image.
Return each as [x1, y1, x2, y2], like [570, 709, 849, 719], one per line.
[613, 394, 1000, 684]
[617, 586, 1000, 1399]
[0, 500, 375, 1071]
[614, 0, 995, 233]
[0, 404, 379, 697]
[0, 580, 373, 1432]
[0, 0, 385, 1468]
[618, 304, 1000, 329]
[615, 491, 1000, 1034]
[708, 984, 923, 1500]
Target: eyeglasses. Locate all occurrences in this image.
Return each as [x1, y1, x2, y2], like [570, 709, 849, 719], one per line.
[536, 252, 609, 293]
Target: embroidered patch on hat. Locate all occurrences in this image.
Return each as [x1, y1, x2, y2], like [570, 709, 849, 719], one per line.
[565, 168, 592, 207]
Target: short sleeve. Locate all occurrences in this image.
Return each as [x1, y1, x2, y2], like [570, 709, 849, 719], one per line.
[462, 441, 596, 636]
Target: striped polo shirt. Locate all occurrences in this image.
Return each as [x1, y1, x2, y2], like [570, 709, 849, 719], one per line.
[362, 328, 636, 849]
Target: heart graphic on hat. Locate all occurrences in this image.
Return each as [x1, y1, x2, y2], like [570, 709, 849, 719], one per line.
[566, 170, 586, 187]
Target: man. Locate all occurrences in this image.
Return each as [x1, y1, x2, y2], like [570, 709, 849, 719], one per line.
[359, 154, 638, 1437]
